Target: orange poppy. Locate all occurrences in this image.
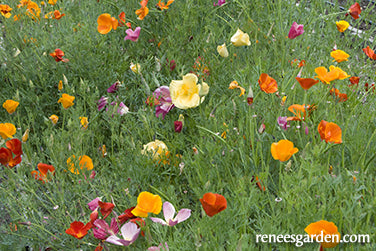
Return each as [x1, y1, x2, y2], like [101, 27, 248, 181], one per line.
[97, 13, 118, 34]
[362, 46, 376, 60]
[329, 88, 347, 102]
[305, 220, 340, 248]
[131, 191, 162, 218]
[349, 76, 359, 86]
[50, 48, 69, 62]
[53, 10, 65, 19]
[156, 0, 175, 10]
[258, 73, 278, 94]
[348, 2, 361, 20]
[135, 0, 149, 20]
[199, 192, 227, 217]
[0, 4, 12, 18]
[287, 104, 307, 121]
[318, 120, 342, 144]
[295, 77, 319, 90]
[65, 221, 92, 239]
[271, 139, 299, 162]
[31, 163, 55, 183]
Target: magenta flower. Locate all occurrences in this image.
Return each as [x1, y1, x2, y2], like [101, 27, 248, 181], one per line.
[174, 121, 183, 133]
[97, 96, 108, 111]
[118, 102, 129, 116]
[277, 116, 290, 131]
[93, 218, 120, 240]
[153, 86, 174, 119]
[88, 197, 101, 211]
[288, 22, 304, 39]
[107, 81, 120, 93]
[213, 0, 225, 6]
[106, 222, 140, 246]
[150, 202, 191, 226]
[124, 27, 141, 42]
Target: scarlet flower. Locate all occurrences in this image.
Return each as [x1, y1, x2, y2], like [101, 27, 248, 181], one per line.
[0, 139, 23, 168]
[65, 221, 92, 239]
[251, 176, 266, 191]
[118, 12, 131, 28]
[349, 76, 360, 86]
[362, 46, 376, 60]
[295, 77, 319, 90]
[347, 2, 361, 20]
[50, 48, 69, 62]
[318, 120, 342, 144]
[118, 207, 136, 224]
[199, 192, 227, 217]
[31, 163, 55, 183]
[98, 201, 115, 219]
[258, 73, 278, 94]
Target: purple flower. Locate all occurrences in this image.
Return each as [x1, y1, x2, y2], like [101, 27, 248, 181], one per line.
[288, 22, 304, 39]
[124, 27, 141, 42]
[107, 81, 120, 93]
[150, 202, 191, 227]
[213, 0, 225, 6]
[93, 218, 120, 240]
[277, 116, 290, 131]
[105, 222, 140, 246]
[153, 86, 174, 119]
[97, 96, 108, 111]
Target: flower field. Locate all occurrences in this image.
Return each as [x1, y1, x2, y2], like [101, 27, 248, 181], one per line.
[0, 0, 375, 250]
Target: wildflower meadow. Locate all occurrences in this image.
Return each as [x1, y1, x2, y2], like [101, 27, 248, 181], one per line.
[1, 0, 376, 250]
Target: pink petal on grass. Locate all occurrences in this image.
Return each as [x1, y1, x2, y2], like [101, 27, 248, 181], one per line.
[124, 27, 141, 42]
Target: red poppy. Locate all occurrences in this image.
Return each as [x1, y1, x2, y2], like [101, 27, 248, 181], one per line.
[50, 48, 69, 62]
[0, 139, 22, 168]
[348, 2, 361, 19]
[200, 192, 227, 217]
[329, 88, 347, 102]
[118, 12, 131, 28]
[296, 77, 319, 90]
[31, 163, 55, 183]
[65, 221, 92, 239]
[349, 76, 359, 86]
[98, 201, 114, 219]
[362, 46, 376, 60]
[118, 206, 136, 224]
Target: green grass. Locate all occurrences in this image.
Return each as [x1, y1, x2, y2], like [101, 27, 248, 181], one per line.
[0, 0, 376, 250]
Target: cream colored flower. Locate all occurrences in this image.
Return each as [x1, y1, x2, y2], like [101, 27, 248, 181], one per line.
[169, 73, 209, 109]
[130, 62, 141, 74]
[231, 29, 250, 47]
[141, 140, 168, 160]
[217, 43, 229, 57]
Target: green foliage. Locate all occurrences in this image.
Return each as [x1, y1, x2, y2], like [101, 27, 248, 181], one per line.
[0, 0, 375, 250]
